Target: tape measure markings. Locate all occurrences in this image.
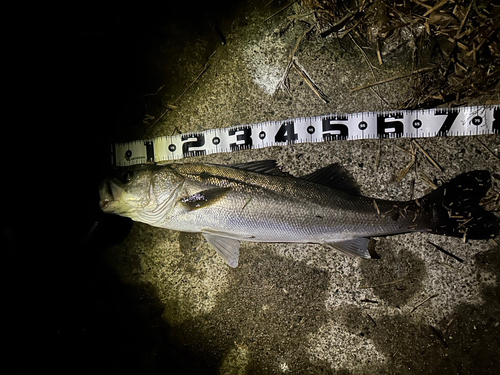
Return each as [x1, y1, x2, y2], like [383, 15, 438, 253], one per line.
[111, 106, 499, 166]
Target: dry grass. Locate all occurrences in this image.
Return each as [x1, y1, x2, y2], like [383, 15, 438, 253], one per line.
[305, 0, 500, 108]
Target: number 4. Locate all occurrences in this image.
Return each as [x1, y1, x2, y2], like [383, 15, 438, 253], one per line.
[275, 122, 298, 143]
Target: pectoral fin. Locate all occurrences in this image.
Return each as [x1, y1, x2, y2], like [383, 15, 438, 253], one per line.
[326, 238, 371, 259]
[202, 233, 240, 267]
[180, 188, 230, 211]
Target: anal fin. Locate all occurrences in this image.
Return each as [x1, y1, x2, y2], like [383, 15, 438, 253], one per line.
[202, 233, 240, 267]
[326, 238, 371, 259]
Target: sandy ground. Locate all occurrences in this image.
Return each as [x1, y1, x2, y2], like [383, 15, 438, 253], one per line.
[97, 1, 500, 373]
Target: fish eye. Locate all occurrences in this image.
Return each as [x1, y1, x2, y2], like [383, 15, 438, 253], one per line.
[119, 170, 133, 184]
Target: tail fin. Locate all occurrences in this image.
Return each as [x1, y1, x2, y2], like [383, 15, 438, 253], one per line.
[421, 170, 498, 240]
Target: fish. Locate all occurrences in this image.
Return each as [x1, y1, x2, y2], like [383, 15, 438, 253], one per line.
[99, 160, 498, 267]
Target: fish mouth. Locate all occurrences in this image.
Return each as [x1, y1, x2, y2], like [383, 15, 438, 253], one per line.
[99, 180, 117, 211]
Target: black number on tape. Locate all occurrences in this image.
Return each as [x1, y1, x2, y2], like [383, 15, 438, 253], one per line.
[229, 126, 252, 150]
[377, 112, 404, 138]
[494, 108, 500, 134]
[182, 134, 206, 156]
[435, 110, 459, 135]
[144, 141, 154, 162]
[322, 117, 348, 140]
[275, 122, 297, 143]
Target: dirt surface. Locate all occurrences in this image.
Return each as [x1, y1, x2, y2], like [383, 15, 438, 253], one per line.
[18, 0, 499, 374]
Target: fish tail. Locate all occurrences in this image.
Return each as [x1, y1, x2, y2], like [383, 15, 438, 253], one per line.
[419, 170, 498, 240]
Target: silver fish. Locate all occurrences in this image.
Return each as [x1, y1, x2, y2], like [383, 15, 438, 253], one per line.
[99, 160, 498, 267]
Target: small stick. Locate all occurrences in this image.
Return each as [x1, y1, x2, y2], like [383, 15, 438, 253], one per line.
[367, 313, 377, 326]
[410, 0, 432, 10]
[476, 138, 499, 160]
[278, 59, 294, 94]
[291, 23, 315, 57]
[397, 143, 417, 182]
[149, 51, 216, 128]
[277, 24, 316, 95]
[321, 0, 370, 38]
[287, 12, 316, 21]
[320, 10, 356, 38]
[375, 139, 382, 171]
[264, 0, 296, 22]
[419, 171, 438, 189]
[409, 177, 415, 201]
[350, 67, 434, 92]
[412, 140, 443, 172]
[292, 59, 330, 103]
[397, 159, 415, 183]
[427, 241, 464, 263]
[457, 217, 474, 229]
[171, 126, 183, 136]
[455, 1, 474, 39]
[376, 42, 383, 65]
[429, 325, 448, 348]
[175, 53, 214, 102]
[394, 144, 413, 156]
[348, 35, 389, 106]
[411, 294, 438, 313]
[141, 84, 165, 97]
[423, 0, 449, 17]
[444, 317, 456, 334]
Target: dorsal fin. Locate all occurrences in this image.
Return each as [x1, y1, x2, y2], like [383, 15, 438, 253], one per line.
[301, 164, 360, 195]
[230, 160, 286, 176]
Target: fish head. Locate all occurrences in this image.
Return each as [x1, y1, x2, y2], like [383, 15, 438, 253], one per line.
[99, 165, 184, 224]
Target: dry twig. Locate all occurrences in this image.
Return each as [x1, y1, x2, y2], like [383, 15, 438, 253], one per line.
[411, 294, 438, 313]
[292, 58, 330, 103]
[306, 0, 500, 107]
[427, 241, 464, 263]
[350, 67, 435, 93]
[150, 50, 216, 128]
[264, 0, 297, 22]
[412, 140, 443, 172]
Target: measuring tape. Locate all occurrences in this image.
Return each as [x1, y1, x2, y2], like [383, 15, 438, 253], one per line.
[110, 106, 499, 167]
